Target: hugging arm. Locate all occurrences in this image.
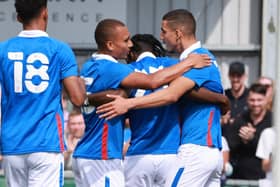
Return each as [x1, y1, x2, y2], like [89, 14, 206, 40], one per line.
[97, 77, 195, 119]
[186, 88, 230, 115]
[86, 89, 129, 107]
[121, 54, 210, 89]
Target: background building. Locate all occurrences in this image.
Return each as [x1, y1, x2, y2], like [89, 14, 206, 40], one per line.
[0, 0, 276, 88]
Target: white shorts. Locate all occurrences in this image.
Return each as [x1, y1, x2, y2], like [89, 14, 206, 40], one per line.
[165, 144, 223, 187]
[124, 154, 177, 187]
[73, 158, 125, 187]
[3, 152, 64, 187]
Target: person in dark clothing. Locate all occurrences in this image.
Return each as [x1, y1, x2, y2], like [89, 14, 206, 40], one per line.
[225, 83, 272, 180]
[223, 61, 249, 125]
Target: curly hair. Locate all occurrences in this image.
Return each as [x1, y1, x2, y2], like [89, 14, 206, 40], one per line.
[15, 0, 47, 24]
[130, 34, 166, 57]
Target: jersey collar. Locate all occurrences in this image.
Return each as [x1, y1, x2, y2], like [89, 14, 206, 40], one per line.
[179, 41, 201, 60]
[18, 30, 49, 37]
[91, 53, 118, 63]
[136, 52, 156, 62]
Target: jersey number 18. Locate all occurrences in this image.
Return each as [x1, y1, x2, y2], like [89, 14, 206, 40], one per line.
[8, 52, 50, 93]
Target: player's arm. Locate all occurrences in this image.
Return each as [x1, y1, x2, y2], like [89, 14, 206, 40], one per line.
[121, 53, 211, 89]
[97, 76, 195, 119]
[63, 76, 86, 107]
[186, 88, 230, 115]
[87, 89, 129, 107]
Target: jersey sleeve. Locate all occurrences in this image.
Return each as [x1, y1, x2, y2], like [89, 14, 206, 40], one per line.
[100, 62, 134, 88]
[160, 57, 178, 67]
[57, 43, 78, 80]
[182, 67, 209, 87]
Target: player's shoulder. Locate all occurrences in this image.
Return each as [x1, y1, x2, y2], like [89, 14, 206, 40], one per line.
[194, 48, 215, 58]
[0, 36, 18, 47]
[157, 57, 178, 66]
[47, 37, 72, 50]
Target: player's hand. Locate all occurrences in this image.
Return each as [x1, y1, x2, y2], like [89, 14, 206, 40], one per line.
[220, 96, 230, 115]
[185, 53, 211, 68]
[96, 95, 130, 120]
[221, 111, 231, 125]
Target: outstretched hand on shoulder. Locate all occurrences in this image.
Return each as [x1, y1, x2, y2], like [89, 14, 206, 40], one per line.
[96, 95, 131, 120]
[184, 53, 212, 69]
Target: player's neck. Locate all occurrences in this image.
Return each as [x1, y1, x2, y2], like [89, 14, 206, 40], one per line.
[178, 37, 197, 53]
[23, 24, 46, 31]
[22, 19, 47, 31]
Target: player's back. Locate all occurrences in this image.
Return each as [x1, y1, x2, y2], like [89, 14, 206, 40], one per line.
[0, 31, 78, 155]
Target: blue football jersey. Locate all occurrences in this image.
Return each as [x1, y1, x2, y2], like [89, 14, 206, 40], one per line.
[73, 54, 134, 160]
[126, 53, 181, 155]
[0, 30, 78, 155]
[179, 42, 223, 149]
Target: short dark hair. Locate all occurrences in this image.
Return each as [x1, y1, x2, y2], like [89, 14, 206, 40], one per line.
[229, 61, 245, 76]
[249, 83, 267, 96]
[162, 9, 196, 36]
[130, 34, 166, 57]
[15, 0, 47, 24]
[95, 19, 125, 50]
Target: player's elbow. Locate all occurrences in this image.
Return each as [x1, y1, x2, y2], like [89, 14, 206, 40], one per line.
[69, 93, 86, 107]
[149, 82, 160, 90]
[164, 93, 179, 104]
[149, 77, 163, 89]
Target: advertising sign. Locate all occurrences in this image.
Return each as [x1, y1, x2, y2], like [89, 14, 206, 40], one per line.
[0, 0, 127, 48]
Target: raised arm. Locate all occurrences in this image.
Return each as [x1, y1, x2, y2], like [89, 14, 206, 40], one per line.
[186, 88, 230, 115]
[121, 53, 210, 89]
[96, 76, 195, 119]
[87, 89, 129, 107]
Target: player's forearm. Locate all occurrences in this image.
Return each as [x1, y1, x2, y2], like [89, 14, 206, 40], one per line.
[127, 88, 178, 110]
[88, 89, 128, 107]
[187, 88, 223, 104]
[148, 59, 193, 89]
[64, 76, 86, 107]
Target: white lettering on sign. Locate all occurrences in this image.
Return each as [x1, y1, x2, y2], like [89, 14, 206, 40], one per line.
[0, 0, 127, 49]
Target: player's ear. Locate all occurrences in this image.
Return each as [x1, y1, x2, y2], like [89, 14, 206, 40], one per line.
[106, 40, 114, 51]
[41, 7, 48, 22]
[16, 14, 23, 23]
[175, 28, 183, 41]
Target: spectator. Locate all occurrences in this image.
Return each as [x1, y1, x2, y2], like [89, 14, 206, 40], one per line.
[223, 61, 249, 126]
[256, 127, 275, 187]
[225, 83, 272, 180]
[64, 110, 85, 170]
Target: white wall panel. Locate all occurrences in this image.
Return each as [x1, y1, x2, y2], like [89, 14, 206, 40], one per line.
[222, 0, 239, 45]
[138, 0, 155, 34]
[126, 0, 262, 87]
[171, 0, 188, 9]
[190, 0, 207, 42]
[239, 0, 251, 45]
[127, 0, 261, 50]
